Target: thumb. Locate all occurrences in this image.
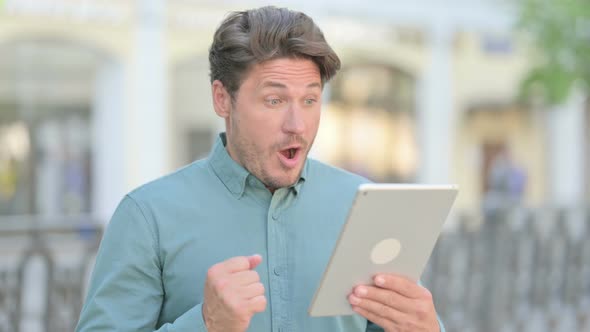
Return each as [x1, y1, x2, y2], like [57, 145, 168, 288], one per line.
[248, 254, 263, 270]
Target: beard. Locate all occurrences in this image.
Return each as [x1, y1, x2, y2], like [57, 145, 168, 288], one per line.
[227, 125, 312, 190]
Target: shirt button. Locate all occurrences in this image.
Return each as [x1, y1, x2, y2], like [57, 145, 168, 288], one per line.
[272, 214, 278, 220]
[273, 266, 281, 276]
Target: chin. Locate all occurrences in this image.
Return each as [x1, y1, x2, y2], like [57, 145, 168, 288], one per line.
[286, 174, 302, 187]
[265, 165, 303, 188]
[270, 175, 299, 189]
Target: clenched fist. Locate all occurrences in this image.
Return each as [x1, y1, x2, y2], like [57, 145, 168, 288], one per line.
[202, 255, 267, 332]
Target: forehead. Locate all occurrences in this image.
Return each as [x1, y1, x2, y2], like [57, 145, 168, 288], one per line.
[245, 58, 322, 89]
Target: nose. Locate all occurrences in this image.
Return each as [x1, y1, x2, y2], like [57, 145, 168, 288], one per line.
[282, 104, 305, 135]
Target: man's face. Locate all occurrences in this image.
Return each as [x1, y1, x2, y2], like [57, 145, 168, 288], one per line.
[214, 58, 322, 191]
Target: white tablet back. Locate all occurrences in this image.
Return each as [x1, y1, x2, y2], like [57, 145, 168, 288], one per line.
[308, 183, 458, 317]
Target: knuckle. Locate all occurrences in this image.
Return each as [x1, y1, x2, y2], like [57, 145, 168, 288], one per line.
[415, 302, 430, 317]
[421, 287, 433, 300]
[396, 275, 410, 285]
[375, 301, 389, 315]
[228, 297, 243, 313]
[219, 288, 232, 304]
[383, 305, 397, 320]
[226, 256, 248, 271]
[385, 293, 397, 308]
[237, 256, 250, 268]
[213, 277, 229, 291]
[245, 270, 260, 282]
[364, 287, 374, 299]
[238, 316, 251, 326]
[401, 321, 415, 331]
[252, 271, 261, 282]
[207, 264, 220, 279]
[256, 297, 267, 311]
[234, 305, 248, 317]
[255, 282, 265, 294]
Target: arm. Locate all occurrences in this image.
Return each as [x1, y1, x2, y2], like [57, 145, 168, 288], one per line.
[75, 196, 208, 331]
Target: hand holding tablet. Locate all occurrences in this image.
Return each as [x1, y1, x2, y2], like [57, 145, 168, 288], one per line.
[309, 183, 458, 317]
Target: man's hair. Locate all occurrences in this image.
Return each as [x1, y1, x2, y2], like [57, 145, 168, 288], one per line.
[209, 6, 341, 100]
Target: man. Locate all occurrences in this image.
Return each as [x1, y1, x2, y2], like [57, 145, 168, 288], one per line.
[77, 6, 444, 332]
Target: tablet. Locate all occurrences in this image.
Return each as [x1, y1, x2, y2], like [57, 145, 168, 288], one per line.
[308, 183, 458, 317]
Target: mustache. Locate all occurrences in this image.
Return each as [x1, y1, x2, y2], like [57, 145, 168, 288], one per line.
[274, 136, 308, 150]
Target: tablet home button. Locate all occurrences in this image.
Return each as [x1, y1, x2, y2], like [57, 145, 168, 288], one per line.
[370, 238, 402, 265]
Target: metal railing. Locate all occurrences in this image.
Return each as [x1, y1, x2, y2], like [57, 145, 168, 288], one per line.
[0, 208, 589, 332]
[423, 208, 590, 332]
[0, 216, 102, 332]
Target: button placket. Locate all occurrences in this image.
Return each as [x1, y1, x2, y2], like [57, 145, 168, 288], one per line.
[267, 198, 282, 332]
[267, 188, 294, 331]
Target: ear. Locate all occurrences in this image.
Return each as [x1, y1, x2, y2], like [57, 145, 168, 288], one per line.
[212, 80, 232, 119]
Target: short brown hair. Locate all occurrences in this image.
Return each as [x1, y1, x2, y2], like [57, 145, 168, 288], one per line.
[209, 6, 341, 100]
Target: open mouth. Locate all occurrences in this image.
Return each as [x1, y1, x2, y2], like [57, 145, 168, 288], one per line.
[280, 148, 299, 160]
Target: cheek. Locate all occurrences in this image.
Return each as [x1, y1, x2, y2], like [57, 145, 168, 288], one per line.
[307, 111, 321, 133]
[236, 112, 272, 143]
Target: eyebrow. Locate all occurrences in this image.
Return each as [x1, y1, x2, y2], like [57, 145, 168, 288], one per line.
[260, 81, 322, 90]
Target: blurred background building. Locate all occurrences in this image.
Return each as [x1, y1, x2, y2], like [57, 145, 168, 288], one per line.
[0, 0, 588, 331]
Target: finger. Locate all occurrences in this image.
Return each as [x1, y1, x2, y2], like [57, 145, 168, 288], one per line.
[352, 285, 415, 314]
[239, 282, 265, 299]
[374, 274, 427, 299]
[348, 294, 408, 323]
[351, 305, 395, 331]
[248, 254, 263, 269]
[229, 270, 261, 286]
[220, 256, 252, 274]
[248, 295, 267, 313]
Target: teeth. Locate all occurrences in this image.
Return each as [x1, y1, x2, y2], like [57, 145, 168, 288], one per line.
[289, 149, 294, 159]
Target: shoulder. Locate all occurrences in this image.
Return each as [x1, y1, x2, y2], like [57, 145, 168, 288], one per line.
[307, 158, 370, 184]
[299, 159, 371, 211]
[305, 158, 371, 192]
[127, 159, 210, 204]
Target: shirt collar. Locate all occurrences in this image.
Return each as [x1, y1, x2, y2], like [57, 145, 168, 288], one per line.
[208, 133, 308, 198]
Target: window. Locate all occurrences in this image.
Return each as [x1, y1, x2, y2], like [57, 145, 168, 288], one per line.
[0, 42, 96, 216]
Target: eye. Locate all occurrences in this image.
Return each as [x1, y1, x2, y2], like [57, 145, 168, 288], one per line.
[304, 98, 316, 105]
[267, 98, 282, 106]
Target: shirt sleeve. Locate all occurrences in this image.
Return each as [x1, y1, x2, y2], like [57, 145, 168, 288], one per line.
[75, 195, 208, 331]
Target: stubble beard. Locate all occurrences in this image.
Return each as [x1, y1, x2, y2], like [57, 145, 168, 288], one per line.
[229, 129, 312, 190]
